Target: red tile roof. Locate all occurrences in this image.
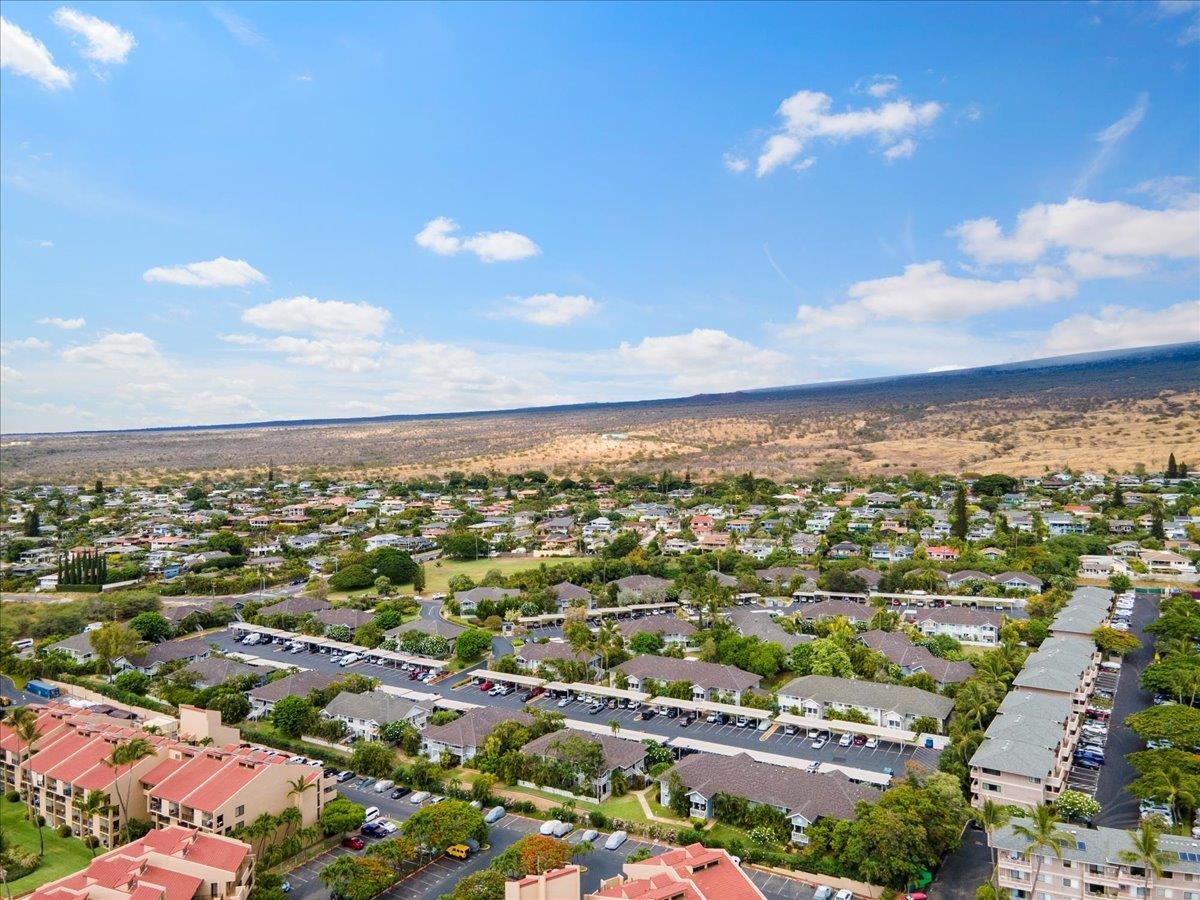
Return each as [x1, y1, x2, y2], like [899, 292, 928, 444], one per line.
[594, 844, 764, 900]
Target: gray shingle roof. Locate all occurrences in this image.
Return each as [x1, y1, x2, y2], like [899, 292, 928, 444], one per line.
[991, 820, 1200, 875]
[616, 617, 697, 639]
[258, 596, 332, 617]
[727, 608, 813, 651]
[778, 674, 954, 720]
[249, 669, 340, 703]
[615, 656, 761, 693]
[667, 752, 877, 823]
[323, 689, 429, 724]
[524, 731, 647, 772]
[422, 707, 532, 750]
[184, 656, 261, 688]
[858, 630, 974, 684]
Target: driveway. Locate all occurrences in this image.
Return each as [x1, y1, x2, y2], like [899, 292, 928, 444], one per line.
[1095, 592, 1160, 828]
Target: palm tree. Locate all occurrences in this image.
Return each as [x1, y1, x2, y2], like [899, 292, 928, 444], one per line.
[1011, 806, 1072, 890]
[286, 775, 315, 826]
[1143, 765, 1197, 827]
[247, 811, 278, 860]
[104, 738, 155, 832]
[609, 719, 621, 735]
[1119, 820, 1171, 898]
[977, 799, 1012, 888]
[9, 708, 43, 857]
[72, 790, 111, 855]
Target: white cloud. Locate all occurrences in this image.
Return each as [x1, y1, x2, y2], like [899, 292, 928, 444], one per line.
[1074, 93, 1148, 194]
[1, 337, 51, 352]
[414, 217, 540, 262]
[0, 365, 23, 383]
[52, 7, 135, 66]
[951, 198, 1200, 266]
[36, 316, 85, 329]
[143, 256, 267, 287]
[241, 296, 391, 337]
[723, 153, 749, 173]
[34, 239, 54, 248]
[228, 335, 384, 373]
[1040, 301, 1200, 355]
[1063, 251, 1148, 280]
[211, 7, 266, 46]
[492, 294, 598, 327]
[1, 17, 73, 90]
[858, 74, 900, 98]
[60, 332, 165, 373]
[1157, 0, 1200, 44]
[883, 138, 917, 162]
[1131, 175, 1197, 208]
[792, 261, 1076, 333]
[618, 328, 798, 393]
[752, 88, 942, 176]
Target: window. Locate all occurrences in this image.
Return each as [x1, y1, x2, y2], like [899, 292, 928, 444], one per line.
[1027, 775, 1042, 784]
[235, 805, 245, 817]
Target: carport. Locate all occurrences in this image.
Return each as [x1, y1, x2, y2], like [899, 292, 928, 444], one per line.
[774, 712, 921, 745]
[650, 697, 774, 722]
[481, 671, 545, 688]
[546, 682, 648, 703]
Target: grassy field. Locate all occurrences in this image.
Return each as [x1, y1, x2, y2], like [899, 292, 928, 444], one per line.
[0, 796, 95, 894]
[423, 556, 587, 593]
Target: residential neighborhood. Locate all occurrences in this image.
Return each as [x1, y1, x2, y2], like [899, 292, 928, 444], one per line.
[2, 463, 1198, 900]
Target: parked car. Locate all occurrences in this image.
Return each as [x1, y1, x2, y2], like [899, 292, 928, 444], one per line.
[865, 737, 879, 749]
[485, 806, 506, 824]
[838, 733, 853, 747]
[551, 821, 573, 838]
[813, 889, 833, 900]
[363, 806, 380, 822]
[834, 891, 854, 900]
[853, 734, 867, 746]
[280, 881, 291, 894]
[581, 829, 599, 843]
[540, 820, 562, 836]
[409, 791, 431, 805]
[811, 737, 828, 750]
[479, 681, 493, 692]
[604, 830, 628, 850]
[342, 836, 365, 851]
[337, 770, 355, 783]
[557, 697, 571, 707]
[390, 787, 410, 800]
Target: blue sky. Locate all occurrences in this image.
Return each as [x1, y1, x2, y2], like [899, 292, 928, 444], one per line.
[1, 1, 1198, 432]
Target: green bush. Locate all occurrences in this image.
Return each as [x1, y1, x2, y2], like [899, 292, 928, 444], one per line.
[5, 790, 20, 803]
[58, 824, 73, 837]
[587, 811, 610, 829]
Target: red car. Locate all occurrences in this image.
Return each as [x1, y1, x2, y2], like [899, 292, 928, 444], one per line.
[853, 734, 867, 746]
[342, 836, 365, 851]
[479, 681, 493, 692]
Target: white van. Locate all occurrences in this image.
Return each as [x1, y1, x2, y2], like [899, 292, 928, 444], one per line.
[374, 779, 395, 794]
[242, 634, 261, 646]
[11, 638, 34, 651]
[363, 806, 380, 822]
[339, 654, 360, 667]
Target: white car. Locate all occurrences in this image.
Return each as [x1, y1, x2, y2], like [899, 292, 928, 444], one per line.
[811, 737, 828, 750]
[557, 697, 571, 708]
[838, 733, 853, 747]
[409, 791, 431, 805]
[377, 820, 398, 834]
[865, 737, 879, 749]
[834, 891, 854, 900]
[540, 819, 562, 836]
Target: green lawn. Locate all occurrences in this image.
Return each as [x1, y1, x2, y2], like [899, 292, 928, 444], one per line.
[597, 792, 685, 826]
[424, 557, 587, 594]
[0, 796, 95, 894]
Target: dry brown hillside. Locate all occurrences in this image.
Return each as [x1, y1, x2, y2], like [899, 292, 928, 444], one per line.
[3, 344, 1198, 483]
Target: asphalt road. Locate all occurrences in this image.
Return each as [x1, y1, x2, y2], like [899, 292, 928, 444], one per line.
[0, 675, 40, 707]
[217, 629, 932, 778]
[928, 827, 991, 900]
[1095, 592, 1160, 828]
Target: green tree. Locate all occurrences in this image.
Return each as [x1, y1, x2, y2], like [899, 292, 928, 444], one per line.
[1092, 626, 1141, 657]
[401, 799, 486, 849]
[330, 564, 376, 591]
[206, 691, 250, 724]
[89, 622, 142, 679]
[445, 870, 505, 900]
[272, 695, 317, 737]
[628, 632, 663, 655]
[130, 612, 173, 643]
[1119, 820, 1172, 898]
[104, 737, 155, 836]
[72, 789, 111, 855]
[455, 628, 493, 663]
[319, 855, 394, 900]
[1055, 790, 1100, 823]
[1011, 806, 1071, 889]
[24, 510, 40, 537]
[318, 797, 366, 836]
[8, 707, 44, 856]
[350, 741, 396, 779]
[952, 485, 969, 540]
[976, 799, 1011, 889]
[1127, 705, 1200, 749]
[114, 670, 151, 694]
[365, 548, 418, 585]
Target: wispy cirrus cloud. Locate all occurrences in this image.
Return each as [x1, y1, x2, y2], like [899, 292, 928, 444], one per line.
[52, 7, 135, 69]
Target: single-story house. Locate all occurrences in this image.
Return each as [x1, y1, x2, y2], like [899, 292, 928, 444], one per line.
[515, 641, 601, 674]
[47, 632, 98, 664]
[857, 630, 974, 689]
[422, 707, 533, 763]
[659, 751, 877, 846]
[616, 616, 697, 647]
[454, 587, 520, 615]
[184, 656, 263, 689]
[258, 596, 332, 618]
[117, 637, 211, 676]
[248, 669, 341, 716]
[321, 689, 431, 740]
[551, 582, 593, 611]
[522, 731, 647, 800]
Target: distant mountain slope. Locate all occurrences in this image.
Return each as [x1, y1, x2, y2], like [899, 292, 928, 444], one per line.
[4, 342, 1198, 482]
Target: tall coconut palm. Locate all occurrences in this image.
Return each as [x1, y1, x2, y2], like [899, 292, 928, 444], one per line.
[977, 799, 1012, 888]
[9, 707, 43, 857]
[286, 776, 315, 821]
[72, 790, 111, 855]
[1119, 820, 1171, 898]
[104, 738, 154, 832]
[1143, 765, 1197, 826]
[1011, 806, 1072, 890]
[246, 811, 278, 860]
